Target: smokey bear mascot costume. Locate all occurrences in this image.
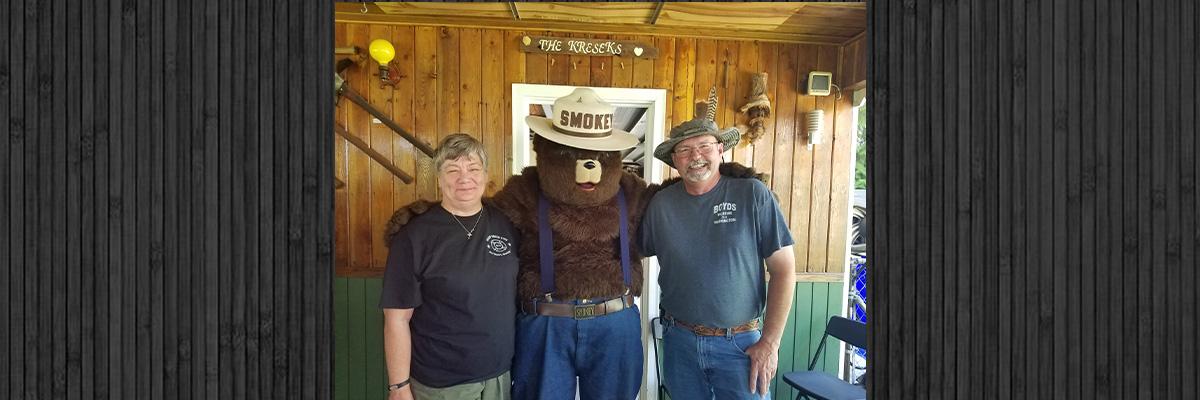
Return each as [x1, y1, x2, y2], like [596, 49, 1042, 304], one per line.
[500, 87, 647, 399]
[386, 87, 763, 399]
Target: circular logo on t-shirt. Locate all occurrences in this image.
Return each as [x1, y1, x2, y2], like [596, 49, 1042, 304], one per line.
[486, 235, 512, 257]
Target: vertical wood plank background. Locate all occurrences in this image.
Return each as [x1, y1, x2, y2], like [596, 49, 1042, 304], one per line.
[869, 0, 1199, 398]
[2, 0, 335, 399]
[333, 23, 866, 279]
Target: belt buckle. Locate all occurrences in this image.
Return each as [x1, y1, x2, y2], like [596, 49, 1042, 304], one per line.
[573, 304, 599, 320]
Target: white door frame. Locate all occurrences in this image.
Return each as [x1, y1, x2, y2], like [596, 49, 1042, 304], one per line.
[510, 83, 668, 400]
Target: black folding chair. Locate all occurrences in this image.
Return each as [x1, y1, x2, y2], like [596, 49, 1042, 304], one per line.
[781, 316, 867, 400]
[650, 316, 670, 399]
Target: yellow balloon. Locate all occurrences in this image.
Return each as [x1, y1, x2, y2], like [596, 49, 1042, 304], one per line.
[368, 39, 396, 66]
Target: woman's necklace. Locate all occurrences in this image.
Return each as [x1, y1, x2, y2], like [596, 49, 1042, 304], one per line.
[450, 207, 484, 239]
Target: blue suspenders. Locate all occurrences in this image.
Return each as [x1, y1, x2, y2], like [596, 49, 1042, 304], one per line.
[537, 187, 632, 300]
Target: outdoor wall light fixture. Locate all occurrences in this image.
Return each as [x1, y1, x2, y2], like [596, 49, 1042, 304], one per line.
[368, 38, 396, 82]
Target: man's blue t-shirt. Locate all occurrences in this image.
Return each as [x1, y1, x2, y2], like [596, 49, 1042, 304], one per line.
[639, 177, 794, 328]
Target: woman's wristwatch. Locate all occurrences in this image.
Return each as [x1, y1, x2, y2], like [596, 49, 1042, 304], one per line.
[386, 379, 410, 392]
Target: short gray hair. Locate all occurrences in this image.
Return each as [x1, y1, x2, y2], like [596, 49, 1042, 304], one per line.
[433, 133, 487, 171]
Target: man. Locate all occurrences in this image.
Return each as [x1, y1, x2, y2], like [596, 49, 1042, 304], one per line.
[639, 109, 796, 399]
[380, 134, 519, 400]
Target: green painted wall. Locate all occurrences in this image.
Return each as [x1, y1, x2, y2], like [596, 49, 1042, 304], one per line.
[335, 278, 846, 400]
[334, 278, 387, 400]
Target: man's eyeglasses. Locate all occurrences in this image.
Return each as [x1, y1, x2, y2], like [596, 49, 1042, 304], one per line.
[673, 141, 719, 156]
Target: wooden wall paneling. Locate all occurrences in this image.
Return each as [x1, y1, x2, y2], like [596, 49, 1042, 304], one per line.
[693, 39, 718, 121]
[119, 0, 137, 394]
[177, 1, 196, 395]
[38, 0, 57, 396]
[652, 36, 676, 181]
[503, 30, 527, 177]
[825, 90, 855, 273]
[1152, 1, 1173, 396]
[222, 0, 242, 394]
[414, 26, 440, 201]
[805, 44, 838, 273]
[312, 0, 339, 382]
[1088, 1, 1111, 397]
[752, 42, 780, 174]
[439, 26, 461, 139]
[631, 35, 655, 89]
[66, 0, 84, 397]
[525, 31, 548, 85]
[790, 44, 817, 272]
[672, 38, 697, 127]
[770, 44, 798, 235]
[80, 0, 100, 397]
[610, 35, 634, 88]
[346, 24, 373, 272]
[239, 1, 260, 397]
[589, 34, 613, 88]
[547, 31, 570, 86]
[1179, 0, 1198, 398]
[254, 0, 275, 396]
[730, 40, 759, 166]
[1164, 0, 1183, 395]
[368, 23, 396, 273]
[1019, 0, 1041, 396]
[459, 28, 483, 138]
[482, 29, 506, 194]
[568, 32, 591, 87]
[915, 1, 936, 396]
[1119, 2, 1138, 395]
[269, 1, 288, 397]
[870, 0, 1198, 397]
[14, 0, 31, 395]
[0, 0, 10, 395]
[391, 26, 417, 210]
[872, 0, 893, 394]
[715, 40, 738, 144]
[925, 1, 949, 397]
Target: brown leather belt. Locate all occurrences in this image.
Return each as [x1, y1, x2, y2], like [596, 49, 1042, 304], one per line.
[522, 294, 636, 320]
[668, 315, 761, 336]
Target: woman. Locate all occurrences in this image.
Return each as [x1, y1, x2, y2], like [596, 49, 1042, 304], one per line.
[380, 134, 519, 400]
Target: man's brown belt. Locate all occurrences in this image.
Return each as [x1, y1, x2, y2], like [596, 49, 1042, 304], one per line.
[668, 315, 761, 336]
[522, 294, 636, 320]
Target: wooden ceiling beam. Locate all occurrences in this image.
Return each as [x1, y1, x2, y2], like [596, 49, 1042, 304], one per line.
[334, 12, 853, 45]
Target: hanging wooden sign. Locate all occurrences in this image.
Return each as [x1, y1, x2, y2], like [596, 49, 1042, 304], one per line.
[519, 35, 658, 59]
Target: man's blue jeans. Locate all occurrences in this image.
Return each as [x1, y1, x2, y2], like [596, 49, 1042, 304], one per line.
[662, 321, 767, 400]
[512, 305, 642, 400]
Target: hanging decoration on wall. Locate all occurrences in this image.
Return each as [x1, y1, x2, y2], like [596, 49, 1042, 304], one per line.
[738, 72, 772, 145]
[520, 35, 658, 59]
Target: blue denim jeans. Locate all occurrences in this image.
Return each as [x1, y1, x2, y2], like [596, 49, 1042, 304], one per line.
[662, 321, 767, 400]
[512, 305, 642, 400]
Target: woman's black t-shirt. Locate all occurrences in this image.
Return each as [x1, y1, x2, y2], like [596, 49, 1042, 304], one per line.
[379, 204, 519, 388]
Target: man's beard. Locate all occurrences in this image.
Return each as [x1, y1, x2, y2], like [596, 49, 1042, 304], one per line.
[683, 159, 714, 183]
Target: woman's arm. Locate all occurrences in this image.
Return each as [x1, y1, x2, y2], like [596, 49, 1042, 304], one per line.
[383, 308, 416, 400]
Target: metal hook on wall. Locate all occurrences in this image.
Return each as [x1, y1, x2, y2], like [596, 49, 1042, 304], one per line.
[360, 2, 367, 13]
